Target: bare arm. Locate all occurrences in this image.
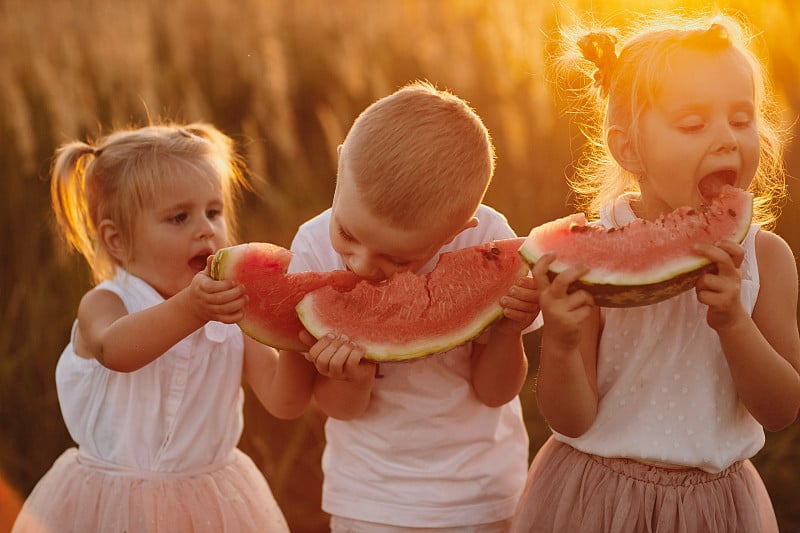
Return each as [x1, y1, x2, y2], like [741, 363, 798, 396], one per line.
[471, 276, 538, 407]
[244, 340, 315, 420]
[75, 270, 247, 372]
[531, 254, 600, 437]
[696, 233, 800, 431]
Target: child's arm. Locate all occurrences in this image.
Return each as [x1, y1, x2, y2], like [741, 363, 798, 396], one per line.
[302, 332, 376, 420]
[243, 341, 315, 420]
[76, 269, 247, 372]
[470, 276, 539, 407]
[695, 233, 800, 431]
[531, 254, 600, 437]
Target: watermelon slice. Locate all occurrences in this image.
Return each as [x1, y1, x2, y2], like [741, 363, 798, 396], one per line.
[296, 238, 529, 361]
[211, 243, 361, 352]
[518, 186, 753, 308]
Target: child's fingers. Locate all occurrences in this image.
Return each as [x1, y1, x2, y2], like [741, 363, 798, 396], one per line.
[693, 242, 744, 300]
[210, 293, 247, 315]
[502, 277, 538, 308]
[548, 263, 590, 299]
[563, 288, 595, 311]
[531, 254, 556, 288]
[693, 241, 743, 271]
[308, 334, 360, 378]
[208, 284, 246, 305]
[341, 344, 368, 375]
[507, 277, 539, 301]
[715, 240, 745, 269]
[323, 336, 355, 371]
[214, 309, 245, 324]
[515, 275, 538, 290]
[501, 307, 539, 328]
[298, 329, 317, 347]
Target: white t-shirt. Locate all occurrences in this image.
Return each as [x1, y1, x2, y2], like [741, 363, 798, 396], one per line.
[289, 204, 531, 527]
[56, 270, 246, 473]
[556, 194, 765, 473]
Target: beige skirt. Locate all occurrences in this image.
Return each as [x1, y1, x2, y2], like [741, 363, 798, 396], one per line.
[11, 447, 289, 533]
[511, 436, 778, 533]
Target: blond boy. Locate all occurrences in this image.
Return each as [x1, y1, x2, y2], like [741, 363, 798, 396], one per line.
[287, 81, 539, 532]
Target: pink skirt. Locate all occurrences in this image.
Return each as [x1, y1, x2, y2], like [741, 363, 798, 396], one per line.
[12, 447, 289, 533]
[511, 437, 778, 533]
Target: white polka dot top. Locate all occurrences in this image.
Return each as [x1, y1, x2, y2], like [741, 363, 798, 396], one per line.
[554, 193, 764, 473]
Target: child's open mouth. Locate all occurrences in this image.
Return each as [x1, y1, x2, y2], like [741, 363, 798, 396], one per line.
[189, 252, 212, 272]
[698, 169, 737, 203]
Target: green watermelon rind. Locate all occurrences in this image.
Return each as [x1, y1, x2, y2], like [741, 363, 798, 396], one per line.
[296, 295, 514, 362]
[558, 264, 717, 308]
[518, 189, 753, 308]
[209, 246, 229, 281]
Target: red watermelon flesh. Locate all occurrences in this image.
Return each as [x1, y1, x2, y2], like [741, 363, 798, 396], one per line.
[296, 238, 529, 361]
[518, 186, 753, 307]
[211, 243, 361, 352]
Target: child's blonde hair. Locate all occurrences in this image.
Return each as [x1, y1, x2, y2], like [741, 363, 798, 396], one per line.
[51, 122, 249, 283]
[338, 81, 495, 231]
[556, 10, 788, 228]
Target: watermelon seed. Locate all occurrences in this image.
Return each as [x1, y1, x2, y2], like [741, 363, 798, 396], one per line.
[570, 225, 591, 233]
[728, 208, 736, 217]
[483, 247, 502, 260]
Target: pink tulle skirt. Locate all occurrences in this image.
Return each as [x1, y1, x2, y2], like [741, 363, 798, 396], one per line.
[511, 437, 778, 533]
[12, 447, 289, 533]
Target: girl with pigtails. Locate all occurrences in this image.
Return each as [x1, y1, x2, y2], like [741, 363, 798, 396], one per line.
[512, 11, 800, 533]
[12, 123, 310, 532]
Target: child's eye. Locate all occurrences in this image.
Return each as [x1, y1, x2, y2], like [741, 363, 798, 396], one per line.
[207, 208, 222, 219]
[677, 122, 704, 133]
[730, 114, 753, 128]
[338, 227, 355, 242]
[388, 257, 411, 267]
[168, 212, 188, 224]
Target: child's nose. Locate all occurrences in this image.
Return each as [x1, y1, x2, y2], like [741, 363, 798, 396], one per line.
[196, 217, 216, 238]
[347, 253, 383, 280]
[713, 123, 738, 153]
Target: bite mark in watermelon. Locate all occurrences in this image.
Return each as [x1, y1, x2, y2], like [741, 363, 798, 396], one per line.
[296, 238, 529, 361]
[210, 243, 361, 352]
[518, 186, 753, 307]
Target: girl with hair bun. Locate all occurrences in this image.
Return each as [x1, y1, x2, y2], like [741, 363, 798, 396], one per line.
[512, 11, 799, 533]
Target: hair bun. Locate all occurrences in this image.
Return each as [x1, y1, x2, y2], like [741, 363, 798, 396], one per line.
[578, 32, 618, 97]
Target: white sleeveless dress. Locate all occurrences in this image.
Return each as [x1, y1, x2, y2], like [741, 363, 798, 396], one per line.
[12, 270, 289, 533]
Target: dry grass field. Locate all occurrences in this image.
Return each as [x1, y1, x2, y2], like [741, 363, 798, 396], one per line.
[1, 0, 799, 531]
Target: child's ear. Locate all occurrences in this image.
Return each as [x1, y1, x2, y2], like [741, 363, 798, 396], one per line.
[460, 217, 479, 233]
[442, 217, 479, 246]
[98, 219, 128, 263]
[607, 126, 644, 175]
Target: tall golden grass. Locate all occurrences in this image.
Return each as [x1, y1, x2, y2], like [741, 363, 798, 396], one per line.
[1, 0, 798, 530]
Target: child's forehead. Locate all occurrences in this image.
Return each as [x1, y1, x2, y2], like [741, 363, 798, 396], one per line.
[132, 166, 224, 209]
[156, 162, 224, 189]
[654, 47, 753, 103]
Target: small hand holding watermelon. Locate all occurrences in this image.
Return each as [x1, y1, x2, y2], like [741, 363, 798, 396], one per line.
[691, 238, 749, 330]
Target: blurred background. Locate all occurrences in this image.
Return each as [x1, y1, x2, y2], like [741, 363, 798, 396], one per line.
[1, 0, 798, 531]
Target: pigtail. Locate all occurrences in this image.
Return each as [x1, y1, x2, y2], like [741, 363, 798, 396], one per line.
[50, 142, 101, 273]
